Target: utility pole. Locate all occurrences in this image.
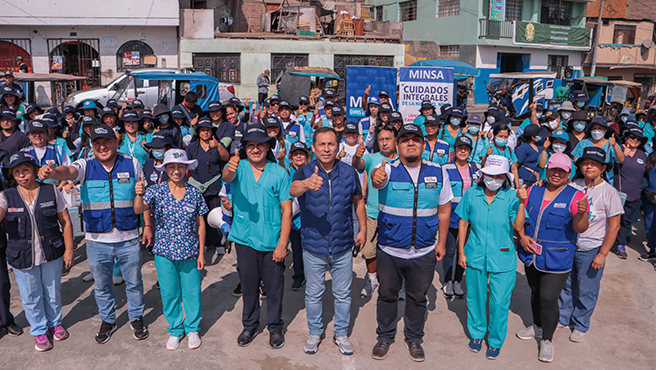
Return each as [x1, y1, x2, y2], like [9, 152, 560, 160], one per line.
[590, 0, 604, 77]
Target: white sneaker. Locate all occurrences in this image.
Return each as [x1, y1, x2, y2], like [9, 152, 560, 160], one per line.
[333, 335, 354, 355]
[453, 281, 464, 297]
[167, 335, 182, 350]
[83, 273, 94, 282]
[516, 324, 542, 340]
[361, 277, 379, 298]
[556, 323, 569, 330]
[112, 276, 124, 285]
[569, 329, 585, 343]
[538, 340, 554, 362]
[443, 281, 454, 298]
[304, 334, 322, 354]
[187, 332, 201, 349]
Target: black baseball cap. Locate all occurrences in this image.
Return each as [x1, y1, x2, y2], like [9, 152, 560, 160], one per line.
[279, 101, 292, 111]
[397, 123, 424, 140]
[420, 100, 434, 111]
[425, 114, 440, 126]
[378, 90, 389, 97]
[121, 109, 140, 122]
[4, 152, 37, 174]
[265, 116, 281, 128]
[576, 146, 607, 166]
[299, 96, 310, 104]
[81, 115, 98, 126]
[344, 123, 359, 134]
[90, 124, 117, 141]
[27, 119, 48, 133]
[389, 111, 403, 122]
[145, 132, 176, 149]
[207, 101, 223, 112]
[324, 90, 336, 98]
[454, 135, 473, 149]
[290, 141, 310, 155]
[332, 105, 345, 116]
[131, 99, 144, 108]
[380, 103, 392, 113]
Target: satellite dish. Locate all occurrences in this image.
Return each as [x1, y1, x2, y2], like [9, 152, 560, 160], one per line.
[642, 39, 654, 49]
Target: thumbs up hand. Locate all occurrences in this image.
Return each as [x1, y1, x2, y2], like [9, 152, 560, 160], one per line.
[371, 158, 388, 188]
[227, 149, 240, 174]
[305, 166, 324, 191]
[517, 184, 528, 202]
[135, 173, 146, 196]
[577, 196, 588, 215]
[365, 85, 371, 96]
[38, 162, 56, 181]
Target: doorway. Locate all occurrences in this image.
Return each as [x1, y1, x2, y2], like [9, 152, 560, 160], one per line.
[498, 53, 530, 73]
[48, 39, 101, 89]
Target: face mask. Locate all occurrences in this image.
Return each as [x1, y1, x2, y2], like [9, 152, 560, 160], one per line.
[483, 175, 504, 192]
[576, 101, 585, 108]
[536, 112, 543, 119]
[495, 137, 508, 147]
[561, 112, 572, 120]
[450, 118, 461, 126]
[552, 142, 567, 153]
[158, 115, 169, 124]
[535, 136, 542, 142]
[152, 149, 166, 160]
[573, 121, 586, 132]
[468, 125, 480, 134]
[548, 120, 560, 130]
[487, 115, 496, 124]
[621, 116, 628, 123]
[591, 129, 605, 141]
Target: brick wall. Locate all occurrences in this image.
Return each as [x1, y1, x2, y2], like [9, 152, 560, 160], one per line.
[586, 0, 628, 18]
[237, 0, 266, 32]
[627, 0, 656, 22]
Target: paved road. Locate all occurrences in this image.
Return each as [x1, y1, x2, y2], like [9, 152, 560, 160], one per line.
[2, 221, 655, 370]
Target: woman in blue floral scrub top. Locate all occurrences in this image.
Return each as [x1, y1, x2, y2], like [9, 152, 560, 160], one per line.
[134, 148, 209, 351]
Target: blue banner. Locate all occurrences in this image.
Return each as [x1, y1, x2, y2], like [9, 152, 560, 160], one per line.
[346, 66, 397, 124]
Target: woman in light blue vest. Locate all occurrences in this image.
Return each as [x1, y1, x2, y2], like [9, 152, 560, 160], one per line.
[455, 155, 526, 360]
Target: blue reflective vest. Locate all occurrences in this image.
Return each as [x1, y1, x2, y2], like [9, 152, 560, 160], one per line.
[80, 153, 139, 233]
[443, 161, 479, 228]
[518, 184, 579, 273]
[4, 184, 64, 269]
[378, 159, 444, 249]
[22, 145, 65, 186]
[422, 139, 450, 165]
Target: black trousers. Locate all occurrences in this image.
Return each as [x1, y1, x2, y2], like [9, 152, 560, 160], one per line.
[204, 194, 222, 247]
[0, 247, 15, 327]
[376, 247, 436, 343]
[614, 199, 640, 247]
[235, 243, 285, 332]
[290, 229, 304, 283]
[525, 264, 570, 341]
[258, 93, 268, 105]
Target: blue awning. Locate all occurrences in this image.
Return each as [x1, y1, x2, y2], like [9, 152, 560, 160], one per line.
[410, 59, 480, 78]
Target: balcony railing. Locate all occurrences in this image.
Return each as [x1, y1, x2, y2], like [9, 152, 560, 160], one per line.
[479, 19, 514, 39]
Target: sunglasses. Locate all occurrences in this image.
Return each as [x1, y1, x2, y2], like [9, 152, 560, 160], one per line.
[271, 102, 280, 106]
[627, 134, 639, 140]
[299, 102, 308, 105]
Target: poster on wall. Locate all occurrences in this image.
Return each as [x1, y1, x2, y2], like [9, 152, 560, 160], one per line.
[123, 51, 141, 66]
[398, 67, 454, 125]
[345, 66, 397, 124]
[52, 56, 63, 71]
[514, 21, 592, 48]
[490, 0, 505, 21]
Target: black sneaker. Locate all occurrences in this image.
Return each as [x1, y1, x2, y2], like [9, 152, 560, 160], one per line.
[291, 279, 305, 291]
[95, 321, 117, 344]
[5, 323, 23, 337]
[237, 329, 258, 347]
[372, 340, 393, 360]
[130, 317, 149, 340]
[639, 250, 656, 262]
[232, 283, 242, 297]
[269, 331, 285, 349]
[611, 245, 628, 259]
[260, 283, 267, 299]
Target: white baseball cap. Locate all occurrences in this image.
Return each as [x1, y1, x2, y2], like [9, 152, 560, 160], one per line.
[155, 149, 198, 171]
[478, 155, 514, 183]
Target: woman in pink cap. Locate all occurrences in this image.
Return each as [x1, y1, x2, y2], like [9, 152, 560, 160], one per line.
[516, 153, 590, 363]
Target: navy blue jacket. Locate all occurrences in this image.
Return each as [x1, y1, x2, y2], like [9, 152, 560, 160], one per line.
[294, 160, 361, 256]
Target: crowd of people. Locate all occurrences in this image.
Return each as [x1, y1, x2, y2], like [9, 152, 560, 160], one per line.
[0, 70, 654, 364]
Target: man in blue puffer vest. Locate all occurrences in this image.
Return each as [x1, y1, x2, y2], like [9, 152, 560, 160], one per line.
[290, 126, 366, 356]
[39, 124, 154, 345]
[369, 123, 453, 362]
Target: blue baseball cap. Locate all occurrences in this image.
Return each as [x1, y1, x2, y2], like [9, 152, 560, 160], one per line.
[368, 97, 380, 106]
[82, 100, 97, 109]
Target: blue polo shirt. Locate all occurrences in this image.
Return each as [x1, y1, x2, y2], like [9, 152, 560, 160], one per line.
[455, 185, 523, 273]
[228, 160, 292, 251]
[359, 152, 398, 219]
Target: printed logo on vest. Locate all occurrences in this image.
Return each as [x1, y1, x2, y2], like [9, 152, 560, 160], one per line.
[8, 207, 24, 213]
[553, 203, 567, 209]
[39, 201, 55, 208]
[437, 149, 445, 156]
[424, 176, 438, 189]
[117, 172, 130, 179]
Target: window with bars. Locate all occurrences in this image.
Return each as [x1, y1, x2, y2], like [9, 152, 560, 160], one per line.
[613, 25, 636, 44]
[548, 55, 569, 79]
[438, 0, 460, 17]
[376, 6, 383, 21]
[400, 0, 417, 22]
[505, 0, 522, 21]
[192, 53, 241, 84]
[540, 0, 572, 26]
[440, 45, 460, 57]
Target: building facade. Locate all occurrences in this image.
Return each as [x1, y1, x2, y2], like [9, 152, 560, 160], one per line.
[367, 0, 594, 103]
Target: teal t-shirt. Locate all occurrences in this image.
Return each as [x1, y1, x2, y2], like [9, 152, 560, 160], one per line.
[359, 152, 398, 219]
[53, 137, 72, 159]
[413, 115, 428, 136]
[229, 160, 292, 251]
[119, 134, 149, 165]
[472, 142, 518, 165]
[439, 125, 463, 152]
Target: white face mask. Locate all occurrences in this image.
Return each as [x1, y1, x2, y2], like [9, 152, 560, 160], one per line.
[591, 129, 605, 141]
[483, 175, 504, 192]
[548, 120, 560, 130]
[561, 112, 572, 120]
[487, 115, 496, 124]
[552, 142, 567, 153]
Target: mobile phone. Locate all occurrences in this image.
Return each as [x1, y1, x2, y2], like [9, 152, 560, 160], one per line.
[531, 242, 543, 255]
[353, 242, 361, 257]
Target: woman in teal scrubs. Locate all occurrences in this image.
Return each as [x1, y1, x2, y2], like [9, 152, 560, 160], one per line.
[455, 155, 527, 360]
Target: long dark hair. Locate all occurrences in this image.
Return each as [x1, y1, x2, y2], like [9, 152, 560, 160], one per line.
[476, 174, 512, 190]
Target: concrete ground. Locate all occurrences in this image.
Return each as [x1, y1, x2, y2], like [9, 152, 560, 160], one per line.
[2, 221, 656, 370]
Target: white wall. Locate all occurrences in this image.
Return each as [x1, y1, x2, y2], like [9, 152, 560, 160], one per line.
[1, 0, 179, 26]
[476, 45, 584, 72]
[180, 38, 405, 99]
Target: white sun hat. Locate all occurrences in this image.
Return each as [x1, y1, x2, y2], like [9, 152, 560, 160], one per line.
[155, 148, 198, 171]
[478, 154, 514, 183]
